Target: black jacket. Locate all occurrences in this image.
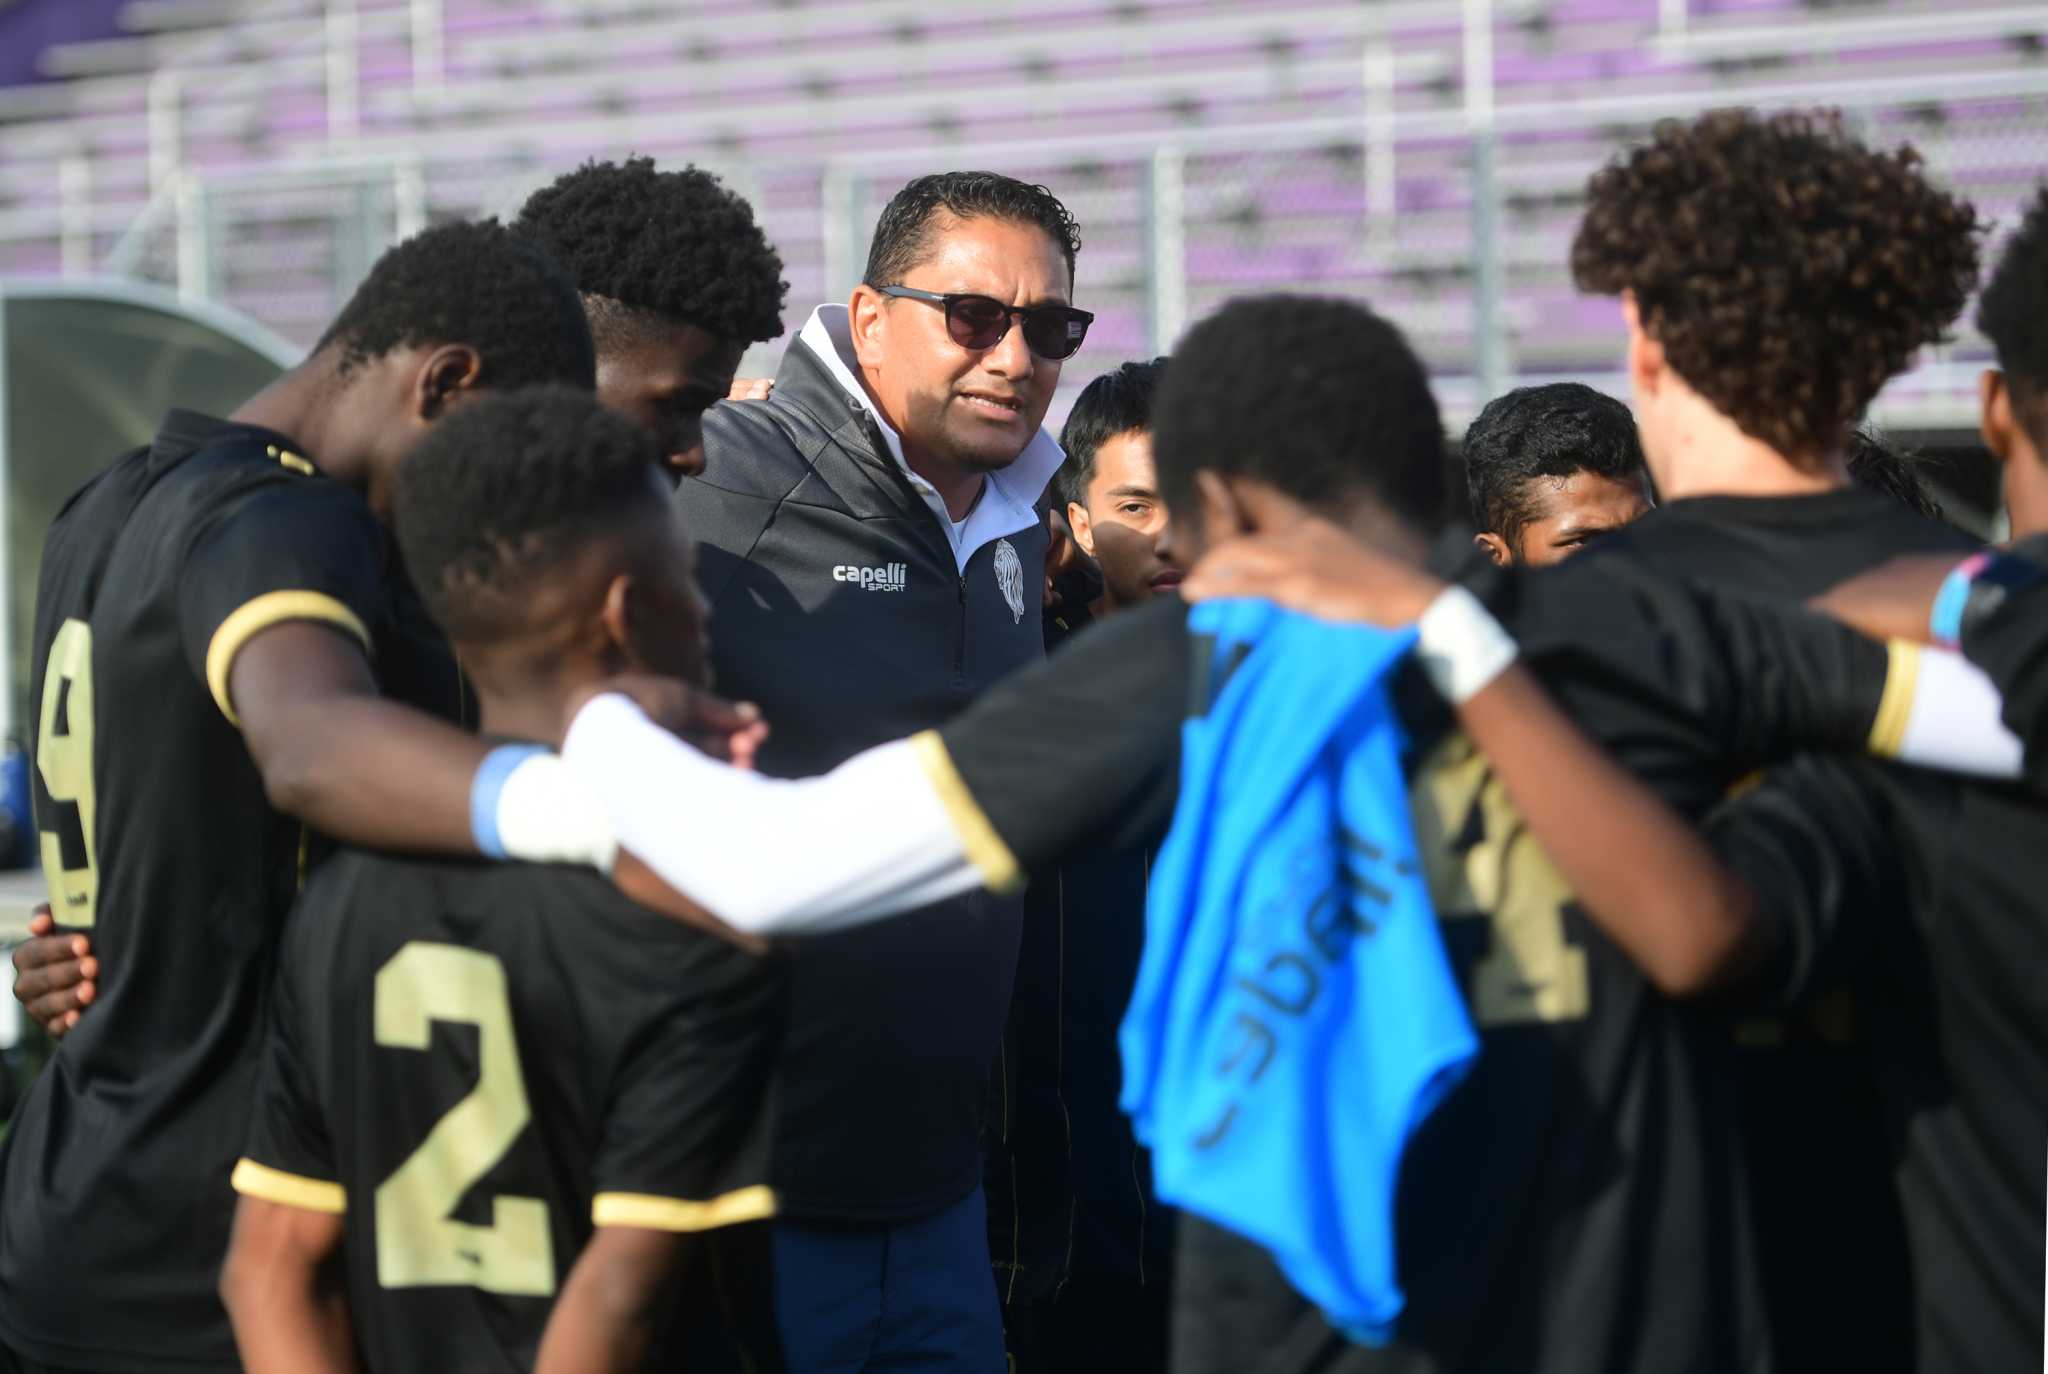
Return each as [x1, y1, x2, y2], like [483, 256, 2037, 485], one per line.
[679, 329, 1051, 1220]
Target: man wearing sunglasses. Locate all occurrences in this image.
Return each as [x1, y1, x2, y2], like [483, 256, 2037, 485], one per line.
[675, 169, 1087, 1372]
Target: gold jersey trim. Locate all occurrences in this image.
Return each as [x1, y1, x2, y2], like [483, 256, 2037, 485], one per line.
[591, 1185, 777, 1233]
[1868, 639, 1921, 758]
[909, 730, 1024, 895]
[205, 590, 371, 725]
[231, 1157, 347, 1215]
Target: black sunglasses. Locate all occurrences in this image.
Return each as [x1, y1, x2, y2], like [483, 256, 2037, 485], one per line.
[876, 286, 1094, 361]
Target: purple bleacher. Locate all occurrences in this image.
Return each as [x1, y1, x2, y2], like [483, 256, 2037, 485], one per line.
[0, 0, 2031, 418]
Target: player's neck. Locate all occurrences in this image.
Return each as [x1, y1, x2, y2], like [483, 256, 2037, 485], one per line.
[231, 358, 374, 493]
[464, 652, 604, 753]
[1649, 407, 1849, 502]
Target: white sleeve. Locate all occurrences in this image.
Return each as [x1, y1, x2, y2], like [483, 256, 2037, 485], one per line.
[1868, 641, 2024, 780]
[559, 694, 1023, 936]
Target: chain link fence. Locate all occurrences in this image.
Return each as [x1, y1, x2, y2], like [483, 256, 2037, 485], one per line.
[71, 85, 2048, 432]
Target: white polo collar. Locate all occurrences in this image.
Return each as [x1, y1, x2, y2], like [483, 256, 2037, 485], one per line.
[797, 304, 1065, 573]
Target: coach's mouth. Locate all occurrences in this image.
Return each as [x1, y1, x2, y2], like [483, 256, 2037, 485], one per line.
[1149, 568, 1185, 593]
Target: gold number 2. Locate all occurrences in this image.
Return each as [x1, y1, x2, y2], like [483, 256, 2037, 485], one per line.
[36, 619, 98, 927]
[1412, 734, 1589, 1027]
[373, 942, 554, 1296]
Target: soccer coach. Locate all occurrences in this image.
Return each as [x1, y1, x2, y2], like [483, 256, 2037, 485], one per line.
[679, 171, 1090, 1371]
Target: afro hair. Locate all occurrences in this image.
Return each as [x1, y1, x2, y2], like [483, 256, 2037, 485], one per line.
[1152, 295, 1445, 533]
[395, 385, 667, 643]
[512, 157, 788, 347]
[1572, 109, 1980, 460]
[314, 219, 595, 390]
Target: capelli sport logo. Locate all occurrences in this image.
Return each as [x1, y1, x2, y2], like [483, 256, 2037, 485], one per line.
[833, 562, 909, 591]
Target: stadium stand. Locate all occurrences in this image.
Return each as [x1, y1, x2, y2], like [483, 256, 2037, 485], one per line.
[0, 0, 2042, 428]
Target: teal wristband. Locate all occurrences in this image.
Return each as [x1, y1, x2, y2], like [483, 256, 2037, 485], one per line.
[1929, 553, 1989, 648]
[471, 744, 545, 859]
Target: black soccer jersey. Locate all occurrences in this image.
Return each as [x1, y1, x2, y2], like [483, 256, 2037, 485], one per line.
[932, 555, 1892, 1374]
[1959, 531, 2048, 785]
[1697, 522, 2048, 1373]
[233, 850, 785, 1372]
[1576, 488, 1980, 1374]
[0, 411, 463, 1371]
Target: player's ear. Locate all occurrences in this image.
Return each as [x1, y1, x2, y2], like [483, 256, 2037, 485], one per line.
[1474, 530, 1514, 568]
[849, 283, 889, 370]
[413, 344, 484, 423]
[1623, 292, 1664, 402]
[1980, 369, 2016, 464]
[597, 572, 640, 669]
[1067, 500, 1098, 557]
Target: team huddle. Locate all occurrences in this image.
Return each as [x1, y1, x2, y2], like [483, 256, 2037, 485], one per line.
[1, 108, 2044, 1374]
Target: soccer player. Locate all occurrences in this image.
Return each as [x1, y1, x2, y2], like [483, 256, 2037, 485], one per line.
[509, 156, 788, 481]
[1053, 357, 1178, 622]
[1567, 109, 1984, 1372]
[1461, 381, 1651, 567]
[222, 388, 784, 1374]
[11, 158, 791, 1041]
[0, 221, 737, 1374]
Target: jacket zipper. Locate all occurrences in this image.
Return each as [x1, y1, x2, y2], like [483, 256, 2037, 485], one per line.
[954, 574, 968, 677]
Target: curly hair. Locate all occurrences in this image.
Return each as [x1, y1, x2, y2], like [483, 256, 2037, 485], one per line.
[1571, 109, 1980, 459]
[1463, 382, 1646, 543]
[394, 385, 666, 642]
[512, 157, 788, 346]
[1977, 185, 2048, 446]
[864, 171, 1082, 289]
[315, 219, 595, 390]
[1055, 357, 1167, 508]
[1152, 295, 1445, 532]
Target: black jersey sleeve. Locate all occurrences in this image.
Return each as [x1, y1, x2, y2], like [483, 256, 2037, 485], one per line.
[1703, 756, 1904, 1007]
[1960, 533, 2048, 787]
[176, 476, 387, 725]
[588, 941, 786, 1233]
[232, 943, 345, 1215]
[934, 596, 1187, 870]
[1482, 555, 1891, 814]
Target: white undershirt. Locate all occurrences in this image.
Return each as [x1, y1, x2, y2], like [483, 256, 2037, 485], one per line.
[563, 694, 995, 936]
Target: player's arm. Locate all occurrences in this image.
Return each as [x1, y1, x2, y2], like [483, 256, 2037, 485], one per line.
[555, 601, 1186, 935]
[225, 925, 357, 1372]
[1815, 542, 2048, 784]
[1186, 516, 1767, 995]
[219, 1195, 355, 1374]
[534, 1227, 696, 1374]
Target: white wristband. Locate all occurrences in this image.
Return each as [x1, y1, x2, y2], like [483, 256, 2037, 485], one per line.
[1415, 584, 1519, 705]
[496, 753, 620, 873]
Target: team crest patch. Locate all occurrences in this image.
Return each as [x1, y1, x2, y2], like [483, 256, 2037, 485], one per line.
[994, 538, 1026, 625]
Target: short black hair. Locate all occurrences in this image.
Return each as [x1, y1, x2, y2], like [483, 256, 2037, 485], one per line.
[1151, 295, 1446, 532]
[1846, 428, 1945, 523]
[1055, 357, 1167, 508]
[864, 171, 1081, 289]
[314, 219, 595, 390]
[511, 156, 788, 348]
[395, 385, 667, 643]
[1463, 383, 1647, 544]
[1977, 185, 2048, 448]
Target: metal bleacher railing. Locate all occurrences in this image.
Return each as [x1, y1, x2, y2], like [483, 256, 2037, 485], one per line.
[1, 0, 2043, 430]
